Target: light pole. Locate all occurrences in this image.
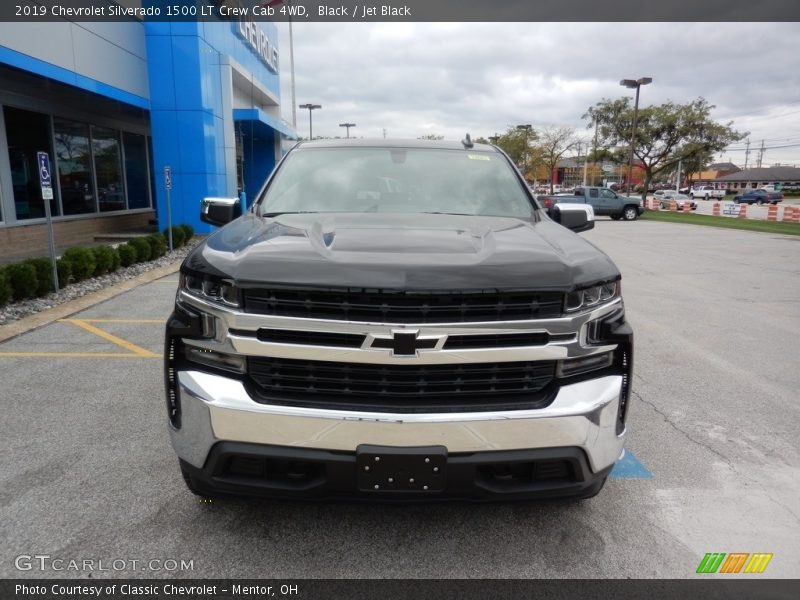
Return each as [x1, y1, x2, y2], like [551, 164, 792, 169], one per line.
[339, 123, 356, 138]
[620, 77, 652, 196]
[299, 103, 321, 140]
[516, 124, 532, 180]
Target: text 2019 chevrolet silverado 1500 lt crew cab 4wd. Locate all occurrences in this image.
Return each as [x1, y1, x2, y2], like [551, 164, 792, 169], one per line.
[165, 139, 634, 501]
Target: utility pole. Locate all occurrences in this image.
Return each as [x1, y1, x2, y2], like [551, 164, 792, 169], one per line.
[744, 138, 751, 170]
[757, 139, 765, 168]
[382, 128, 387, 139]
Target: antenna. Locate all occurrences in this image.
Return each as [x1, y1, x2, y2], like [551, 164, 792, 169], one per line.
[461, 133, 474, 149]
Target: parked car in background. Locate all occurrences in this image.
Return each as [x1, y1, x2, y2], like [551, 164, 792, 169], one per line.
[689, 185, 725, 200]
[657, 192, 697, 211]
[539, 186, 644, 221]
[733, 189, 783, 205]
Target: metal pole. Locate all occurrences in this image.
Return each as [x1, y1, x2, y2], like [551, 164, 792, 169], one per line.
[288, 5, 297, 128]
[626, 84, 641, 197]
[582, 142, 589, 187]
[43, 187, 59, 293]
[308, 108, 313, 140]
[165, 166, 173, 251]
[592, 120, 598, 186]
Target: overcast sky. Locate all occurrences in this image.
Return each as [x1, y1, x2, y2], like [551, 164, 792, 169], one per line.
[276, 22, 800, 167]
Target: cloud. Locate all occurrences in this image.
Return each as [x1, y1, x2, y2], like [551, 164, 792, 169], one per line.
[278, 22, 800, 165]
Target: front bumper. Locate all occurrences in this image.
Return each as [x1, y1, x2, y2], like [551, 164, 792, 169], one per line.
[169, 371, 626, 500]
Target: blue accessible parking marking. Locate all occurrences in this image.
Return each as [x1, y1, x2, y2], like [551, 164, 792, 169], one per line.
[609, 450, 652, 479]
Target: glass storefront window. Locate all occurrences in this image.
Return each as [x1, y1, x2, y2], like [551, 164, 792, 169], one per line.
[4, 106, 60, 220]
[92, 126, 125, 212]
[123, 132, 150, 209]
[54, 118, 95, 215]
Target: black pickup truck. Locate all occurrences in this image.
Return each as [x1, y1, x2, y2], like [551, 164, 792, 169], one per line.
[165, 139, 634, 501]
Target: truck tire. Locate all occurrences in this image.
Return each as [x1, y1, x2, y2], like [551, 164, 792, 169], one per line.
[622, 206, 639, 221]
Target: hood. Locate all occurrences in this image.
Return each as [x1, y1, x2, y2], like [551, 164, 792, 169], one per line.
[182, 212, 619, 291]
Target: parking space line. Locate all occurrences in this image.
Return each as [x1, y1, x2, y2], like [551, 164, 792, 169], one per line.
[77, 319, 164, 323]
[609, 450, 652, 479]
[0, 352, 158, 358]
[62, 318, 160, 358]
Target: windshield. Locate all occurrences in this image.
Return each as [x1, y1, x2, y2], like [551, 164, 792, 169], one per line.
[257, 147, 534, 219]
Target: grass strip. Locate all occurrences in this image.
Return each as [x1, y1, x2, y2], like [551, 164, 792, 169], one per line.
[640, 210, 800, 236]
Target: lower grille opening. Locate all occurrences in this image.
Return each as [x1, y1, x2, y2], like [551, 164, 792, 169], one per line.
[247, 356, 557, 413]
[477, 459, 575, 490]
[221, 455, 324, 487]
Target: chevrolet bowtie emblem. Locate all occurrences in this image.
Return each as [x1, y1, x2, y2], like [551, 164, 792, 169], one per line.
[367, 329, 445, 356]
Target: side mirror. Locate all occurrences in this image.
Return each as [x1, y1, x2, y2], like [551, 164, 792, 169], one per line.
[553, 203, 595, 233]
[200, 197, 241, 227]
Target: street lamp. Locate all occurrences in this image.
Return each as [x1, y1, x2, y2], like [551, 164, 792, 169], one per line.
[339, 123, 356, 138]
[516, 124, 532, 180]
[620, 77, 652, 196]
[299, 103, 321, 140]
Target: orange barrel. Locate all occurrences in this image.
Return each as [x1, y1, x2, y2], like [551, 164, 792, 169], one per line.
[683, 200, 690, 213]
[670, 200, 677, 212]
[713, 202, 720, 216]
[767, 204, 778, 222]
[793, 206, 800, 224]
[650, 198, 659, 210]
[782, 205, 794, 222]
[738, 203, 747, 219]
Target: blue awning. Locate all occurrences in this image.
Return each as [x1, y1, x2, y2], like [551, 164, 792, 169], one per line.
[233, 108, 298, 140]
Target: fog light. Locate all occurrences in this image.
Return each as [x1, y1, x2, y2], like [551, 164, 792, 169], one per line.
[557, 352, 614, 377]
[184, 346, 245, 374]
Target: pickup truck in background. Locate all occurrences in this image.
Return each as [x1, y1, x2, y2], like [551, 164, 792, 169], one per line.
[689, 185, 725, 200]
[538, 186, 644, 221]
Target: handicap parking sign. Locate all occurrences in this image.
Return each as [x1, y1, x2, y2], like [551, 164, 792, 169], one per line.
[37, 151, 52, 187]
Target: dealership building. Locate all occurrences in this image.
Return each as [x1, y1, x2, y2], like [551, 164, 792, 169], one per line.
[0, 4, 294, 262]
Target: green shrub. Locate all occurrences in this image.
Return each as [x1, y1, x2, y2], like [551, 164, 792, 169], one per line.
[91, 246, 115, 276]
[146, 233, 167, 259]
[62, 247, 96, 282]
[109, 246, 121, 272]
[25, 257, 55, 296]
[129, 237, 152, 262]
[5, 262, 38, 301]
[0, 269, 12, 306]
[179, 223, 194, 242]
[118, 243, 138, 267]
[56, 258, 72, 287]
[163, 226, 186, 249]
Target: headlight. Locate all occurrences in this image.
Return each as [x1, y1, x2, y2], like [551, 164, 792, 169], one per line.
[181, 273, 240, 307]
[565, 281, 620, 312]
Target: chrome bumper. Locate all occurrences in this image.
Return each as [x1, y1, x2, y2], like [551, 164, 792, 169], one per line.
[170, 371, 627, 474]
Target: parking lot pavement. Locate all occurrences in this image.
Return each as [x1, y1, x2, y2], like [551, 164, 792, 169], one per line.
[1, 221, 798, 579]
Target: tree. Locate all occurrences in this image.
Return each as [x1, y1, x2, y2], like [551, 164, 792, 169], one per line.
[585, 97, 746, 200]
[418, 134, 444, 140]
[536, 126, 577, 193]
[492, 126, 540, 181]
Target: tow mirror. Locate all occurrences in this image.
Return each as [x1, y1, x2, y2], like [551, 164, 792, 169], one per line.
[200, 197, 241, 227]
[553, 203, 595, 233]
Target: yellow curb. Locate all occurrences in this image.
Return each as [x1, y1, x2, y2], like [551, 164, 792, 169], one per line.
[0, 261, 181, 344]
